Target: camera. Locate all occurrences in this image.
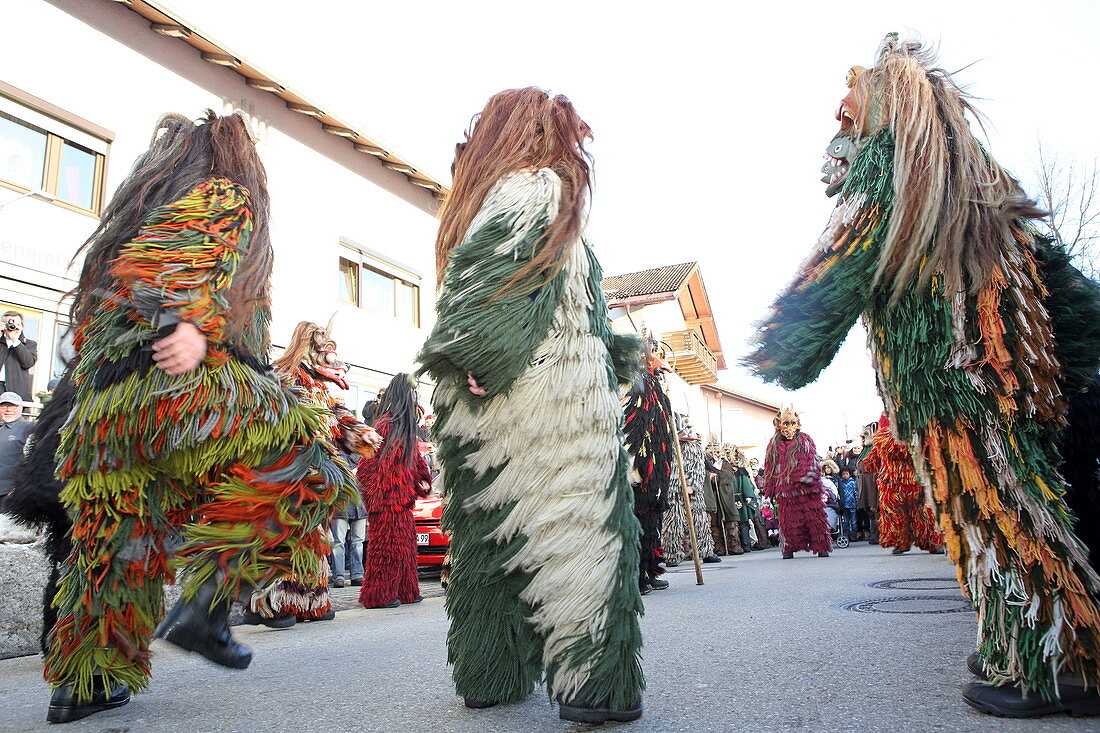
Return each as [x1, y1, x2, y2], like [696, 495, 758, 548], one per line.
[4, 320, 17, 332]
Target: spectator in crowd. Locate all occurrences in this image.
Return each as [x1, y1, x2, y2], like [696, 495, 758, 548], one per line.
[419, 413, 439, 478]
[361, 388, 385, 426]
[36, 377, 60, 406]
[0, 391, 32, 504]
[838, 468, 859, 538]
[855, 422, 881, 544]
[835, 443, 860, 476]
[760, 501, 781, 546]
[820, 460, 841, 532]
[0, 311, 37, 401]
[331, 455, 367, 588]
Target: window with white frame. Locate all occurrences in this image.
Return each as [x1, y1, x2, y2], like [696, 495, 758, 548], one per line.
[337, 243, 421, 327]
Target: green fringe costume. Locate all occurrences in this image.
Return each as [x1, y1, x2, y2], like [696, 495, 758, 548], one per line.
[745, 36, 1100, 700]
[44, 179, 357, 702]
[419, 168, 644, 709]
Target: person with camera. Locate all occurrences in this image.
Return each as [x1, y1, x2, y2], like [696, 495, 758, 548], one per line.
[0, 311, 37, 402]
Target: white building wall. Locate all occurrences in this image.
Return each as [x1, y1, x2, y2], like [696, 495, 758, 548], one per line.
[1, 1, 439, 409]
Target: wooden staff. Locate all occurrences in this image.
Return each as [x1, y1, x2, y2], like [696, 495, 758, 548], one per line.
[671, 423, 704, 586]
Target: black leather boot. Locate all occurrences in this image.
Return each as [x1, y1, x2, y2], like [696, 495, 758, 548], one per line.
[156, 577, 252, 669]
[967, 651, 988, 680]
[560, 695, 643, 723]
[240, 608, 297, 629]
[463, 698, 499, 709]
[963, 681, 1100, 717]
[47, 677, 130, 724]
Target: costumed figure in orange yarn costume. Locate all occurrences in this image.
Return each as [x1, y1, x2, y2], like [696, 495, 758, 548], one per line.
[861, 413, 943, 555]
[245, 320, 379, 626]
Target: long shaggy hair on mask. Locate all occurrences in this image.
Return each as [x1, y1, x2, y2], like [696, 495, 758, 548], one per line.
[435, 87, 592, 292]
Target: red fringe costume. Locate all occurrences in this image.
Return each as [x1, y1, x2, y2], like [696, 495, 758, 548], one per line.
[357, 418, 432, 607]
[863, 414, 943, 552]
[763, 428, 831, 556]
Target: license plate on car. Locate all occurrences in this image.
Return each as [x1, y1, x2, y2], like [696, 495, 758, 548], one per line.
[416, 533, 429, 545]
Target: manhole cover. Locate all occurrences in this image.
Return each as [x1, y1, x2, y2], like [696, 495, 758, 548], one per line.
[842, 596, 972, 614]
[867, 577, 959, 591]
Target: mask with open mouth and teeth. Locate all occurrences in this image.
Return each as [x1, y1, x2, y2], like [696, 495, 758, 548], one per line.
[276, 320, 351, 390]
[773, 405, 801, 441]
[312, 337, 350, 390]
[820, 65, 867, 197]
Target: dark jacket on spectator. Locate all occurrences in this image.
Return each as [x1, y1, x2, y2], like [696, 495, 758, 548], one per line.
[0, 416, 33, 497]
[0, 336, 37, 401]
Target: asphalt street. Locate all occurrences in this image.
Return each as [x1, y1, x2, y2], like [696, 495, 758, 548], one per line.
[2, 543, 1098, 733]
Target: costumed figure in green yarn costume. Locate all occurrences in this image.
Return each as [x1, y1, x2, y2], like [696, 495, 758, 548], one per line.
[745, 35, 1100, 717]
[42, 112, 358, 724]
[418, 87, 645, 725]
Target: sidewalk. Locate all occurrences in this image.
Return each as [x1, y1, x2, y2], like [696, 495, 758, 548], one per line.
[2, 544, 1097, 732]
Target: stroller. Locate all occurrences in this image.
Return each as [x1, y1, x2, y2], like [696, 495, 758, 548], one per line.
[830, 518, 851, 549]
[823, 484, 850, 548]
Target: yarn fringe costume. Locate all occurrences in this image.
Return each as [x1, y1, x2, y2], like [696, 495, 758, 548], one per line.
[762, 410, 831, 556]
[249, 325, 375, 621]
[862, 413, 943, 552]
[43, 178, 357, 702]
[744, 35, 1100, 698]
[357, 377, 433, 608]
[419, 168, 644, 709]
[661, 435, 714, 564]
[623, 369, 673, 586]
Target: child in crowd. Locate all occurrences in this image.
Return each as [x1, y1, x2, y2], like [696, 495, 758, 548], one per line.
[820, 460, 841, 531]
[838, 469, 859, 538]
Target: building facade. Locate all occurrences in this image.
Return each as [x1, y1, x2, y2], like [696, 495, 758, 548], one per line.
[1, 0, 445, 410]
[603, 262, 780, 454]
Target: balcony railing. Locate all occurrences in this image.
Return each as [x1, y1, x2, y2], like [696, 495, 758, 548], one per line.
[660, 329, 718, 385]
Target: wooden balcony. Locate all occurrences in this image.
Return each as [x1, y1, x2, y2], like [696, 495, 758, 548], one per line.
[660, 329, 718, 385]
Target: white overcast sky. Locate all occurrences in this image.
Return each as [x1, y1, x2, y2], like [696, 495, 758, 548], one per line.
[153, 0, 1099, 443]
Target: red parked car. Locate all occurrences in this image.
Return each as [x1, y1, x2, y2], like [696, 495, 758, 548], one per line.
[413, 494, 448, 568]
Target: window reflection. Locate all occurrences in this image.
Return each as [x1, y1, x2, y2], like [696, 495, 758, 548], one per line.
[338, 257, 360, 304]
[396, 280, 419, 326]
[0, 113, 47, 191]
[363, 267, 395, 314]
[338, 248, 421, 326]
[56, 142, 96, 209]
[53, 323, 74, 379]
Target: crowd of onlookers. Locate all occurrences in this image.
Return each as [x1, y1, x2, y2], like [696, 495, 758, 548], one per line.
[819, 438, 879, 543]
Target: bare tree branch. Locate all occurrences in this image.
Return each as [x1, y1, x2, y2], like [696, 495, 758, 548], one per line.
[1033, 140, 1099, 279]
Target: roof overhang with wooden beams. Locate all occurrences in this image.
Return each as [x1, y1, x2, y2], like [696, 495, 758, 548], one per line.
[107, 0, 448, 200]
[604, 262, 726, 370]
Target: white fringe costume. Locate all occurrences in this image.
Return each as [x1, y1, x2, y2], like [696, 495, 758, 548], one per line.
[420, 169, 644, 708]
